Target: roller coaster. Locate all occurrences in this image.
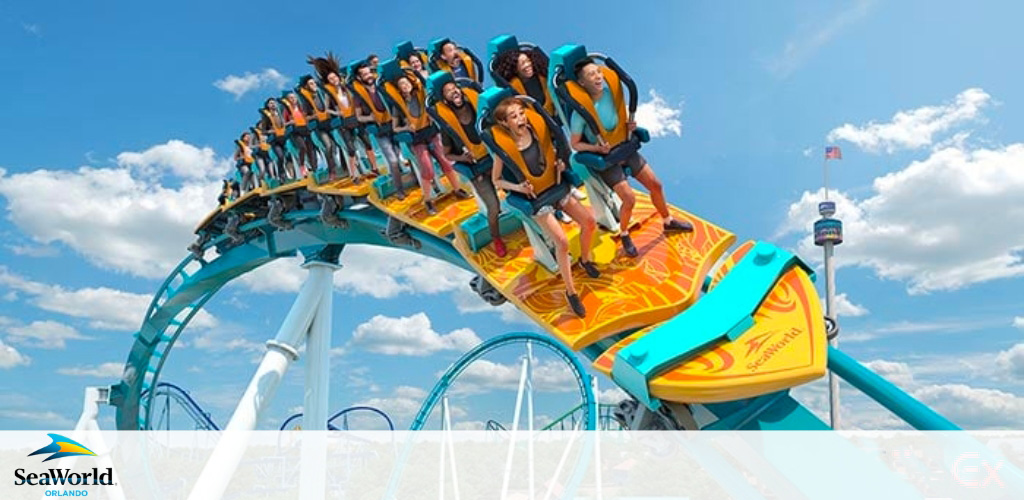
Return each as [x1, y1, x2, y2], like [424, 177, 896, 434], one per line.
[91, 33, 975, 498]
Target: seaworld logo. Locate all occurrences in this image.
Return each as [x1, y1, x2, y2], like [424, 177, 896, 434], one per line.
[28, 434, 96, 462]
[13, 434, 115, 489]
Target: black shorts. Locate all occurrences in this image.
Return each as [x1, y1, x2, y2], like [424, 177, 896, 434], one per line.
[597, 152, 647, 187]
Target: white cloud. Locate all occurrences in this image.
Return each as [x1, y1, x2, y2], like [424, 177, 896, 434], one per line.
[913, 384, 1024, 429]
[0, 409, 72, 427]
[351, 313, 481, 356]
[635, 90, 682, 138]
[213, 68, 289, 100]
[236, 246, 473, 299]
[0, 146, 224, 279]
[0, 339, 30, 368]
[451, 358, 579, 394]
[116, 139, 231, 180]
[355, 385, 430, 424]
[190, 325, 262, 353]
[780, 143, 1024, 293]
[598, 387, 628, 404]
[765, 0, 874, 78]
[452, 286, 533, 325]
[864, 360, 914, 388]
[5, 320, 88, 349]
[840, 317, 995, 343]
[0, 267, 217, 331]
[6, 244, 58, 257]
[1014, 317, 1024, 329]
[827, 88, 991, 153]
[820, 293, 869, 317]
[802, 148, 813, 158]
[997, 344, 1024, 379]
[57, 362, 123, 378]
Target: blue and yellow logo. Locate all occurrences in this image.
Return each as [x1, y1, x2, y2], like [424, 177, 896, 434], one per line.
[28, 434, 96, 462]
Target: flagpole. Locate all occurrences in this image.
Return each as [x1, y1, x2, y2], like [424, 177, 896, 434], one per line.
[817, 146, 842, 429]
[823, 147, 829, 200]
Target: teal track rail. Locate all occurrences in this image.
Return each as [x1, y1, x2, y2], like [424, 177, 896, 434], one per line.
[111, 194, 961, 433]
[410, 331, 596, 431]
[828, 346, 960, 430]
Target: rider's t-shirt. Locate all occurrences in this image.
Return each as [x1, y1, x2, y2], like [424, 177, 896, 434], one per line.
[450, 62, 470, 80]
[569, 87, 618, 143]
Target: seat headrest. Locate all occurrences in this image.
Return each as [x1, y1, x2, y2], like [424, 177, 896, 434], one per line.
[426, 71, 456, 105]
[486, 34, 519, 65]
[378, 58, 405, 84]
[428, 37, 454, 60]
[394, 41, 416, 61]
[476, 86, 517, 130]
[549, 44, 589, 84]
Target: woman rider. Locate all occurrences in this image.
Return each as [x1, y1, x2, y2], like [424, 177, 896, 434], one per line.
[298, 75, 340, 178]
[250, 125, 272, 186]
[489, 96, 600, 318]
[234, 131, 256, 192]
[494, 46, 558, 123]
[308, 53, 380, 183]
[495, 45, 586, 217]
[282, 92, 316, 177]
[392, 74, 470, 214]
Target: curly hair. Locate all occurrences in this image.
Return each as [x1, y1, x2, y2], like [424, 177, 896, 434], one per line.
[493, 47, 549, 84]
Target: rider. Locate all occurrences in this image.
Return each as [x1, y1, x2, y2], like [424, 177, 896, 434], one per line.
[489, 96, 599, 318]
[234, 131, 256, 191]
[250, 125, 272, 186]
[434, 77, 507, 256]
[351, 61, 407, 199]
[568, 57, 693, 258]
[389, 72, 471, 214]
[298, 75, 341, 178]
[434, 39, 481, 83]
[308, 53, 380, 183]
[282, 92, 316, 177]
[494, 45, 558, 122]
[259, 97, 294, 180]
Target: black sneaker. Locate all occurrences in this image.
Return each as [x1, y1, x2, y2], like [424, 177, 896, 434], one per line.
[579, 260, 601, 278]
[454, 188, 472, 200]
[425, 200, 438, 215]
[567, 292, 586, 318]
[621, 233, 639, 257]
[664, 219, 693, 232]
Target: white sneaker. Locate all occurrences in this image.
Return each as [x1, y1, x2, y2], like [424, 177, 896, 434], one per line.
[558, 211, 573, 224]
[571, 187, 587, 200]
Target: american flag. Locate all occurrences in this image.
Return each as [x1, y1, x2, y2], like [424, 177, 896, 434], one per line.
[825, 146, 842, 160]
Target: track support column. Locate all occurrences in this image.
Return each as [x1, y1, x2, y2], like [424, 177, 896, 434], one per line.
[188, 249, 341, 500]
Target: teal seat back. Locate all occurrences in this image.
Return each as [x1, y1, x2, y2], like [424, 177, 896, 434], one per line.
[378, 58, 404, 84]
[425, 71, 455, 106]
[427, 37, 451, 68]
[476, 86, 516, 131]
[548, 44, 588, 123]
[394, 41, 416, 61]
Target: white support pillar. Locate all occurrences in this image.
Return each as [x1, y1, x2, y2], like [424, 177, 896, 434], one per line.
[300, 261, 338, 500]
[189, 262, 336, 500]
[526, 342, 536, 500]
[303, 260, 338, 431]
[45, 388, 125, 500]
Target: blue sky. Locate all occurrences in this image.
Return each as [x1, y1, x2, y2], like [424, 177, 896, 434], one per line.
[1, 0, 1023, 431]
